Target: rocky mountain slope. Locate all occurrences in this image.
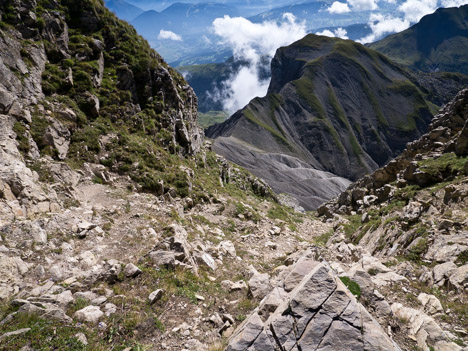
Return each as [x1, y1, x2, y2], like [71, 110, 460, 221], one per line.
[370, 5, 468, 75]
[315, 88, 468, 351]
[206, 33, 467, 210]
[222, 89, 468, 351]
[0, 1, 467, 351]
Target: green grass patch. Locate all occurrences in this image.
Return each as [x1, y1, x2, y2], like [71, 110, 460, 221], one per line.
[292, 77, 326, 120]
[242, 107, 293, 149]
[418, 152, 468, 176]
[13, 122, 30, 155]
[198, 111, 229, 129]
[314, 229, 334, 247]
[339, 276, 361, 299]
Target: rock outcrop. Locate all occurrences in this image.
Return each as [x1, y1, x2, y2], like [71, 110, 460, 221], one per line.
[314, 89, 468, 350]
[0, 0, 203, 219]
[226, 256, 401, 351]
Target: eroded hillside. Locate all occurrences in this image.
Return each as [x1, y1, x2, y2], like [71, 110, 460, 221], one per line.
[206, 34, 467, 210]
[0, 1, 467, 351]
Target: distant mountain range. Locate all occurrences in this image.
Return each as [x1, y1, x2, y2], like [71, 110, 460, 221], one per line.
[181, 22, 373, 113]
[105, 0, 144, 21]
[370, 5, 468, 75]
[105, 0, 402, 65]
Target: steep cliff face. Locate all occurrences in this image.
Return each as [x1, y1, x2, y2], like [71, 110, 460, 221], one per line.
[0, 0, 203, 217]
[206, 34, 465, 210]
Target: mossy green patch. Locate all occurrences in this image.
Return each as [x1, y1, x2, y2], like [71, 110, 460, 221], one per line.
[292, 76, 326, 120]
[243, 108, 291, 148]
[418, 152, 468, 176]
[339, 276, 361, 299]
[13, 122, 30, 155]
[198, 111, 229, 129]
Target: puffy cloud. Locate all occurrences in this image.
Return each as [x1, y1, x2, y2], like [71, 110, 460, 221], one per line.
[327, 0, 377, 13]
[440, 0, 468, 6]
[348, 0, 378, 11]
[358, 13, 410, 43]
[334, 27, 349, 38]
[158, 30, 182, 41]
[212, 13, 306, 66]
[327, 1, 351, 13]
[210, 13, 307, 113]
[398, 0, 438, 22]
[316, 28, 349, 39]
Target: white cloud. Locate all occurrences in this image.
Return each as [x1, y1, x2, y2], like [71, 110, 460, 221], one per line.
[158, 30, 182, 41]
[358, 13, 410, 43]
[202, 35, 212, 45]
[327, 0, 377, 14]
[316, 29, 335, 37]
[348, 0, 378, 11]
[440, 0, 468, 6]
[211, 13, 307, 113]
[334, 27, 349, 39]
[398, 0, 438, 22]
[327, 1, 351, 13]
[316, 28, 349, 39]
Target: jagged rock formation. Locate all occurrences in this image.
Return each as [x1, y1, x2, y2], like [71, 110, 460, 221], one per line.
[226, 257, 401, 351]
[316, 89, 468, 350]
[206, 34, 466, 210]
[370, 5, 468, 75]
[0, 0, 203, 218]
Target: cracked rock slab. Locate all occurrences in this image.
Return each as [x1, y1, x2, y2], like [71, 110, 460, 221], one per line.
[224, 261, 401, 351]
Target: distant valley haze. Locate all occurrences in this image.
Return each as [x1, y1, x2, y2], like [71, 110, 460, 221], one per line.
[105, 0, 468, 116]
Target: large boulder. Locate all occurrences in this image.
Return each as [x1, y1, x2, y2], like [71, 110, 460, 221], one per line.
[225, 262, 401, 351]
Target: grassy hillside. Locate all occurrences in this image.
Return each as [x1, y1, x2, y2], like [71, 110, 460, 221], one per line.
[369, 5, 468, 75]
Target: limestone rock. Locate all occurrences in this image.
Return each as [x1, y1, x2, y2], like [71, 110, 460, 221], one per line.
[418, 293, 443, 315]
[225, 261, 400, 351]
[124, 263, 141, 278]
[0, 328, 31, 340]
[248, 272, 271, 299]
[74, 306, 104, 324]
[148, 289, 164, 304]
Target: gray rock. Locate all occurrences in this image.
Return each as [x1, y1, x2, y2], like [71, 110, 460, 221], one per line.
[124, 263, 141, 278]
[0, 328, 30, 340]
[103, 303, 117, 316]
[433, 262, 457, 285]
[149, 250, 176, 269]
[248, 272, 271, 299]
[18, 302, 72, 323]
[195, 252, 217, 271]
[283, 255, 319, 292]
[43, 119, 70, 160]
[449, 265, 468, 289]
[148, 289, 164, 304]
[226, 313, 263, 351]
[403, 201, 423, 223]
[74, 332, 88, 345]
[74, 291, 99, 301]
[221, 280, 248, 292]
[74, 306, 103, 324]
[224, 261, 400, 351]
[418, 293, 443, 315]
[100, 259, 122, 283]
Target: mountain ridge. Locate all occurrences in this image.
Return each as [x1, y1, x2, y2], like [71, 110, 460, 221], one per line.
[206, 33, 466, 209]
[370, 4, 468, 75]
